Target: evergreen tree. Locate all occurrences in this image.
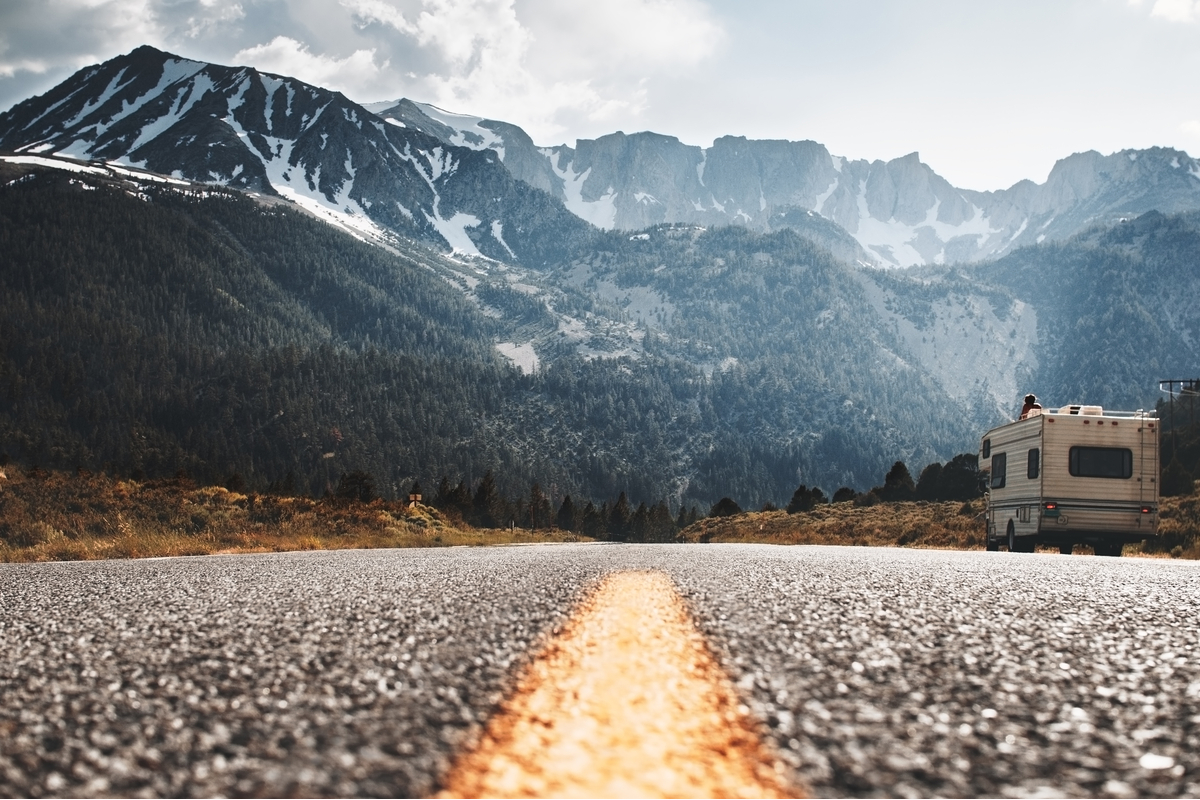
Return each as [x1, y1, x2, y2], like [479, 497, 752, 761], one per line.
[878, 461, 915, 502]
[832, 486, 857, 503]
[648, 501, 675, 542]
[786, 485, 815, 514]
[336, 470, 376, 502]
[433, 475, 454, 508]
[473, 471, 499, 527]
[630, 502, 650, 542]
[582, 500, 605, 539]
[608, 492, 632, 541]
[939, 453, 983, 500]
[709, 497, 742, 517]
[556, 495, 578, 531]
[915, 462, 943, 501]
[449, 480, 472, 516]
[529, 482, 552, 529]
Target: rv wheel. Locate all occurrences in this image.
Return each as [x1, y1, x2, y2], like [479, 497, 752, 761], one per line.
[1006, 521, 1016, 552]
[1095, 542, 1123, 557]
[1059, 543, 1073, 555]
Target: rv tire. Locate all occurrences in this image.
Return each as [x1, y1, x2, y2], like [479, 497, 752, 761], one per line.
[1059, 543, 1073, 555]
[1007, 521, 1016, 553]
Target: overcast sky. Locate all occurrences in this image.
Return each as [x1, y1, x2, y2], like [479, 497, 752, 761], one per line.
[2, 0, 1199, 190]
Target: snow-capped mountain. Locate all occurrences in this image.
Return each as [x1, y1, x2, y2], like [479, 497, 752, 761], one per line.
[381, 100, 1200, 268]
[0, 46, 590, 265]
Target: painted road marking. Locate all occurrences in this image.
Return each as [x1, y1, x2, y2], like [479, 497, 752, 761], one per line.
[440, 571, 799, 798]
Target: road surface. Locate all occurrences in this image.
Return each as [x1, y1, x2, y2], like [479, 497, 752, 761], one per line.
[2, 544, 1199, 797]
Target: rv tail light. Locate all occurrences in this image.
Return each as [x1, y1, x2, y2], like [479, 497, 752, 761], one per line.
[1141, 506, 1152, 514]
[1044, 502, 1057, 510]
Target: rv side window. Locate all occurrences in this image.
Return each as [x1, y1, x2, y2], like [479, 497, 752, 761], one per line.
[1027, 448, 1040, 479]
[990, 452, 1006, 489]
[1068, 446, 1133, 479]
[982, 439, 991, 459]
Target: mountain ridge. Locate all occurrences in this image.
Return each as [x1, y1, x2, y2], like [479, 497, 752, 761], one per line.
[0, 45, 593, 266]
[371, 97, 1200, 268]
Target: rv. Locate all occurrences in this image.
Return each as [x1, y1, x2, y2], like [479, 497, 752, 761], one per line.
[979, 404, 1159, 556]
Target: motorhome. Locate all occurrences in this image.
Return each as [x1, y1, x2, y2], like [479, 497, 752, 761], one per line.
[978, 404, 1159, 556]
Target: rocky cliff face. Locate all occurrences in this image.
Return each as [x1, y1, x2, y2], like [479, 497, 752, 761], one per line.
[0, 46, 591, 266]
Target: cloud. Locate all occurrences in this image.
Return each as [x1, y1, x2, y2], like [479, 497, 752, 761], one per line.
[233, 36, 394, 97]
[1, 0, 725, 145]
[0, 0, 159, 78]
[1131, 0, 1200, 22]
[184, 0, 246, 38]
[332, 0, 724, 142]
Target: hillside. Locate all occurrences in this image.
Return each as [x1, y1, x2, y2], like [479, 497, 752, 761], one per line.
[0, 158, 976, 508]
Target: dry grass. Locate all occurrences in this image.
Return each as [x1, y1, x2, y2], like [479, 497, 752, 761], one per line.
[680, 495, 1200, 559]
[3, 467, 1198, 563]
[0, 467, 588, 563]
[1147, 491, 1200, 559]
[680, 500, 987, 550]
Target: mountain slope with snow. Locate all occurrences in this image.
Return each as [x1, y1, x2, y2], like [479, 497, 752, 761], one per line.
[381, 100, 1200, 268]
[0, 46, 591, 265]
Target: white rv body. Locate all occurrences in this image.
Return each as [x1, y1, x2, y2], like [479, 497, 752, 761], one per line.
[978, 405, 1159, 556]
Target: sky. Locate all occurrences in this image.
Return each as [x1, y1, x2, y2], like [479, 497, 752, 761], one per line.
[1, 0, 1199, 191]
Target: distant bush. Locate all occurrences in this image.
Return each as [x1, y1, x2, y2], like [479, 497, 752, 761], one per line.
[832, 486, 857, 503]
[709, 497, 742, 517]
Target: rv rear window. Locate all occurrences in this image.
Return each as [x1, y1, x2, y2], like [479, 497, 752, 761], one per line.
[1068, 446, 1133, 479]
[990, 452, 1006, 489]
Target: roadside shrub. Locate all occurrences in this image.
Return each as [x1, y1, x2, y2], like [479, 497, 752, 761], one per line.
[11, 521, 64, 547]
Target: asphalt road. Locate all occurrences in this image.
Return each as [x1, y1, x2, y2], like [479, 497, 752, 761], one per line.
[2, 544, 1199, 798]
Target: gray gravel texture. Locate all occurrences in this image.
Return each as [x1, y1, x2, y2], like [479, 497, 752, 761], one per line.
[2, 544, 1199, 798]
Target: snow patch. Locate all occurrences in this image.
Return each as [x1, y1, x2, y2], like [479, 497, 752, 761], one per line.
[0, 154, 108, 175]
[496, 341, 539, 374]
[490, 220, 517, 260]
[545, 149, 617, 229]
[127, 73, 215, 153]
[429, 212, 482, 255]
[851, 184, 996, 268]
[411, 101, 506, 161]
[813, 176, 838, 215]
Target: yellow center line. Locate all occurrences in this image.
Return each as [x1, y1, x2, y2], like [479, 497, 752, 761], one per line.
[439, 571, 802, 799]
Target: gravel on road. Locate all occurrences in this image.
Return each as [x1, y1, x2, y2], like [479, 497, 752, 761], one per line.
[2, 543, 1199, 798]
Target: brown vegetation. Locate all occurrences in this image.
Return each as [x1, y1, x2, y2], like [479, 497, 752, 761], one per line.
[0, 467, 586, 563]
[680, 494, 1200, 559]
[679, 500, 988, 550]
[2, 467, 1197, 563]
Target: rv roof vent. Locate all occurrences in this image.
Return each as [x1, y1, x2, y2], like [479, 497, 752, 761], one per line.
[1080, 405, 1103, 416]
[1059, 405, 1083, 415]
